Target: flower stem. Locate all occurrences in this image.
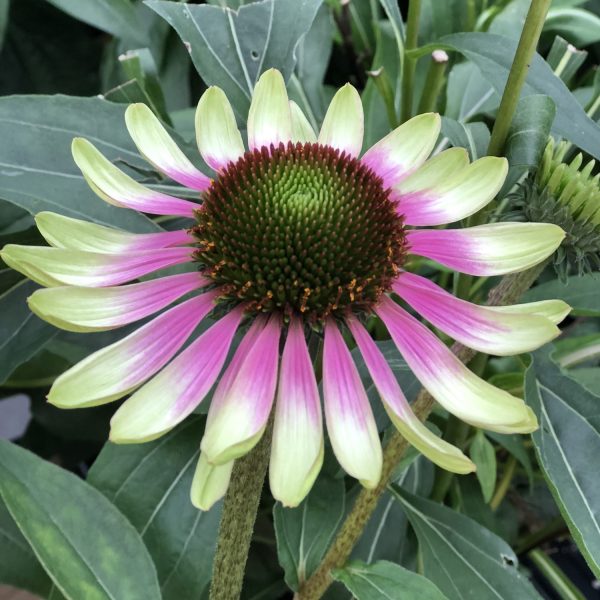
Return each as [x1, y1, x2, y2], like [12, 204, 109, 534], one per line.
[489, 455, 517, 511]
[209, 415, 274, 600]
[296, 261, 547, 600]
[417, 50, 449, 114]
[368, 67, 399, 129]
[487, 0, 552, 157]
[400, 0, 422, 123]
[528, 549, 587, 600]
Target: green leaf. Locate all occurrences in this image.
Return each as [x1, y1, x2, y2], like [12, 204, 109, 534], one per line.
[273, 473, 345, 591]
[353, 456, 434, 565]
[487, 431, 535, 486]
[440, 118, 490, 161]
[146, 0, 323, 119]
[44, 0, 147, 46]
[569, 368, 600, 396]
[0, 95, 159, 232]
[0, 279, 56, 385]
[545, 8, 600, 46]
[390, 487, 541, 600]
[523, 274, 600, 316]
[333, 560, 448, 600]
[428, 32, 600, 161]
[445, 61, 498, 122]
[88, 417, 221, 600]
[0, 440, 161, 600]
[469, 429, 497, 503]
[0, 0, 8, 53]
[501, 94, 555, 194]
[525, 347, 600, 579]
[0, 497, 52, 597]
[546, 36, 587, 83]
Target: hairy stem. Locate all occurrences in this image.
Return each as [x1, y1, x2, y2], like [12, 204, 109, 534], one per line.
[296, 261, 547, 599]
[400, 0, 422, 123]
[209, 416, 274, 600]
[487, 0, 552, 156]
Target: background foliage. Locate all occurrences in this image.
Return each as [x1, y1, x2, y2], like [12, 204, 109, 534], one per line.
[1, 0, 600, 598]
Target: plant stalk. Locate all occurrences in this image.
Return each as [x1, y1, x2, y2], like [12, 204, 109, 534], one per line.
[417, 50, 449, 114]
[489, 455, 517, 511]
[487, 0, 552, 156]
[296, 261, 548, 599]
[209, 416, 274, 600]
[400, 0, 422, 123]
[528, 549, 587, 600]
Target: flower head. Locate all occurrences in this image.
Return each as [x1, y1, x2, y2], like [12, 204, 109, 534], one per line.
[1, 69, 568, 509]
[509, 138, 600, 277]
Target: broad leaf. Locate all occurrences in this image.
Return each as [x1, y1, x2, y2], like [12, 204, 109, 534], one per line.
[0, 279, 56, 385]
[0, 95, 160, 232]
[523, 274, 600, 316]
[469, 430, 497, 503]
[333, 560, 448, 600]
[501, 94, 556, 194]
[426, 32, 600, 160]
[147, 0, 323, 119]
[440, 118, 490, 161]
[445, 61, 498, 122]
[44, 0, 147, 46]
[353, 456, 434, 565]
[525, 348, 600, 579]
[0, 497, 52, 597]
[273, 473, 345, 591]
[0, 440, 161, 600]
[545, 8, 600, 46]
[391, 487, 541, 599]
[88, 417, 221, 600]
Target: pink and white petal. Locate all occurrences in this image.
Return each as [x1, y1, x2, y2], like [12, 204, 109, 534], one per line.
[72, 138, 199, 217]
[361, 113, 441, 188]
[190, 453, 234, 511]
[323, 319, 382, 488]
[47, 292, 217, 409]
[406, 223, 565, 276]
[393, 272, 561, 355]
[346, 315, 474, 474]
[110, 307, 244, 443]
[35, 211, 194, 253]
[0, 244, 192, 287]
[492, 299, 571, 325]
[395, 155, 507, 226]
[195, 86, 245, 172]
[28, 272, 206, 332]
[318, 84, 364, 157]
[201, 316, 281, 465]
[270, 317, 323, 507]
[125, 103, 211, 191]
[376, 297, 538, 433]
[289, 101, 317, 143]
[247, 69, 292, 151]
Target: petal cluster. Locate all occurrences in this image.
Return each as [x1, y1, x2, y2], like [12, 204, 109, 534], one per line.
[1, 69, 568, 510]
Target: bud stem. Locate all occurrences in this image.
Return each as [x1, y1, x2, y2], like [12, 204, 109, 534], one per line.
[400, 0, 422, 123]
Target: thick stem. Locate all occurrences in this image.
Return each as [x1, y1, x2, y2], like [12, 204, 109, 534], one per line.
[296, 261, 547, 599]
[487, 0, 552, 156]
[400, 0, 422, 123]
[417, 50, 449, 114]
[209, 416, 274, 600]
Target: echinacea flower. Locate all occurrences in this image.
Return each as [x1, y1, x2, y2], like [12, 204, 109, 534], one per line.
[1, 69, 568, 510]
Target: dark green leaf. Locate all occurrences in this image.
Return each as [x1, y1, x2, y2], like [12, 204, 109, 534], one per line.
[569, 368, 600, 396]
[470, 429, 497, 503]
[525, 347, 600, 579]
[88, 417, 221, 600]
[487, 431, 534, 486]
[501, 94, 555, 194]
[0, 440, 161, 600]
[523, 274, 600, 316]
[544, 8, 600, 46]
[430, 32, 600, 161]
[0, 497, 52, 597]
[274, 473, 345, 591]
[0, 95, 159, 231]
[44, 0, 147, 46]
[147, 0, 323, 119]
[353, 456, 434, 565]
[440, 118, 490, 161]
[333, 560, 448, 600]
[0, 279, 56, 385]
[0, 0, 8, 53]
[390, 487, 541, 599]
